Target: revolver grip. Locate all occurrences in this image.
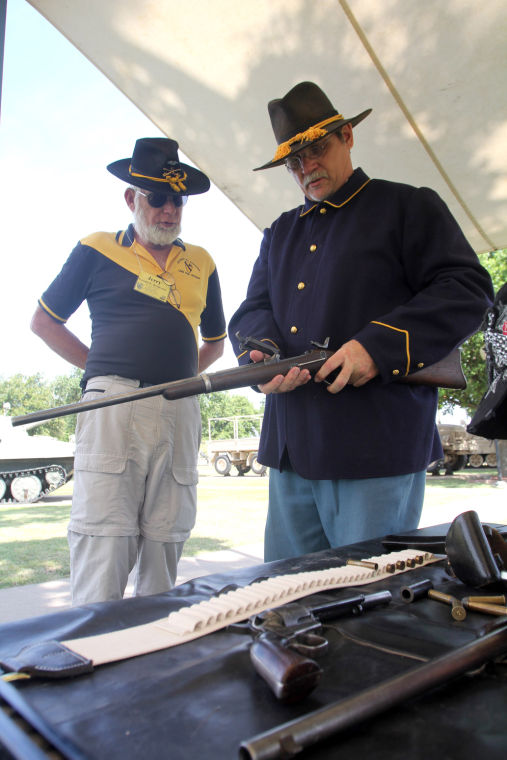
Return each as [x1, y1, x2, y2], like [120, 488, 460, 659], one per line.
[250, 633, 322, 703]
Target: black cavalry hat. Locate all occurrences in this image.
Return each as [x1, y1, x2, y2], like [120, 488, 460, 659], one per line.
[254, 81, 371, 171]
[107, 137, 210, 195]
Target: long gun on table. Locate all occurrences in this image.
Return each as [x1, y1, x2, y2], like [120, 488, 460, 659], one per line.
[11, 335, 466, 427]
[240, 618, 507, 760]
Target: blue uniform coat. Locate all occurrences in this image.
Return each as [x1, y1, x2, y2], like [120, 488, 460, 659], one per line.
[229, 169, 493, 479]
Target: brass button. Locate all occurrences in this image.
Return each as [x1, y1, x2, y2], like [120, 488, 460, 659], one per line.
[417, 362, 425, 368]
[392, 369, 400, 376]
[309, 244, 317, 252]
[319, 207, 327, 215]
[290, 326, 298, 334]
[297, 282, 305, 290]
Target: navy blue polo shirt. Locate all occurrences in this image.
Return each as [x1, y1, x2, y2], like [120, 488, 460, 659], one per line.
[229, 168, 493, 479]
[40, 224, 226, 386]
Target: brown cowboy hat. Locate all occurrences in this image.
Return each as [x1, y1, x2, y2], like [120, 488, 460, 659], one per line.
[254, 81, 371, 171]
[107, 137, 210, 195]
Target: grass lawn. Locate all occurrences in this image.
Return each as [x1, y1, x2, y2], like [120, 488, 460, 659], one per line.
[0, 468, 504, 589]
[0, 468, 269, 588]
[184, 471, 268, 555]
[0, 499, 72, 588]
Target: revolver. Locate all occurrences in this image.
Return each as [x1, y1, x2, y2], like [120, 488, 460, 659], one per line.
[242, 588, 392, 703]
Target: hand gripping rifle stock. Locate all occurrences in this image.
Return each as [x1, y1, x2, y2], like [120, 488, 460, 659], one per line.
[11, 342, 465, 427]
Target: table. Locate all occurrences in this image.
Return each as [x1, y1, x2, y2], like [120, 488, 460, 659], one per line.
[1, 525, 506, 760]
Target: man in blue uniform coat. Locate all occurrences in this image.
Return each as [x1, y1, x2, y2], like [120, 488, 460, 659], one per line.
[229, 81, 493, 562]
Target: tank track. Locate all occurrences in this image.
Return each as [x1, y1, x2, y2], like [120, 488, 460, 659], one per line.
[0, 464, 68, 504]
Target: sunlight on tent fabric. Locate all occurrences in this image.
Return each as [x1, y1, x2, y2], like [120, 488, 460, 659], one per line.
[109, 0, 295, 100]
[28, 0, 507, 254]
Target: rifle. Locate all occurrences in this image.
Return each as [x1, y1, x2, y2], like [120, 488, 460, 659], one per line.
[11, 335, 465, 427]
[239, 619, 507, 759]
[234, 588, 392, 703]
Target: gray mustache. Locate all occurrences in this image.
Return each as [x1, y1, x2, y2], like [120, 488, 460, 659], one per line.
[304, 171, 328, 188]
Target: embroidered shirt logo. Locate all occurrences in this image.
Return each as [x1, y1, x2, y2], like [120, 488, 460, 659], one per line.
[177, 257, 201, 279]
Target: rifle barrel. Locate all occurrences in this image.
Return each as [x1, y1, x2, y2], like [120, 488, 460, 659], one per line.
[11, 350, 330, 427]
[239, 621, 507, 760]
[11, 346, 465, 427]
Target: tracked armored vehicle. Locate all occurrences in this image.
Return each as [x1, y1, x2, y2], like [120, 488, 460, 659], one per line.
[0, 416, 74, 504]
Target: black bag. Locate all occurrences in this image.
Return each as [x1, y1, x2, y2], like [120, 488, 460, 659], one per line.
[467, 283, 507, 439]
[467, 369, 507, 438]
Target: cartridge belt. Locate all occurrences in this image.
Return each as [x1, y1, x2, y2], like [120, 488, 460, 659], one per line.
[1, 550, 439, 680]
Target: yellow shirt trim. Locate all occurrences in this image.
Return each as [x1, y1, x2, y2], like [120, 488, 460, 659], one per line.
[80, 232, 216, 345]
[38, 297, 67, 322]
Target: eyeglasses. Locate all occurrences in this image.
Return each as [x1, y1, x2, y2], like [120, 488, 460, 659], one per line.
[284, 136, 334, 172]
[136, 190, 188, 208]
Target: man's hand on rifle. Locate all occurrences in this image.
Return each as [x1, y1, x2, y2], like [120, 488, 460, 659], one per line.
[250, 339, 378, 395]
[249, 350, 312, 394]
[315, 339, 378, 393]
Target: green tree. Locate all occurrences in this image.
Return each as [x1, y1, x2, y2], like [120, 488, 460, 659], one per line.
[0, 369, 83, 440]
[439, 248, 507, 416]
[47, 368, 84, 440]
[199, 392, 264, 440]
[0, 373, 53, 417]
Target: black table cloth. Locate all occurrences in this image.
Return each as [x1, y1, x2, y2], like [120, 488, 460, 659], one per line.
[1, 525, 506, 760]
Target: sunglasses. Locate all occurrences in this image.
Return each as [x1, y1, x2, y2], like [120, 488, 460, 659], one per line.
[136, 190, 188, 208]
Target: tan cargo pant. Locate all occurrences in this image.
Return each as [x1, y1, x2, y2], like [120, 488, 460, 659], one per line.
[68, 375, 201, 605]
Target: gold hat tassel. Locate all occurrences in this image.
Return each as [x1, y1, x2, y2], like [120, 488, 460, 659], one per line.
[273, 115, 343, 161]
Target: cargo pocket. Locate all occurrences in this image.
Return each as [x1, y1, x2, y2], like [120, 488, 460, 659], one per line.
[172, 396, 201, 486]
[74, 378, 134, 474]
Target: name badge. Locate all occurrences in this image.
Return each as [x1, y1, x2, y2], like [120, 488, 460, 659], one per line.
[134, 272, 171, 302]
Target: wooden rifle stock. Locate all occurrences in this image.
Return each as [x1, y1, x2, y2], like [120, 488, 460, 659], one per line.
[240, 620, 507, 760]
[11, 347, 465, 427]
[398, 346, 465, 389]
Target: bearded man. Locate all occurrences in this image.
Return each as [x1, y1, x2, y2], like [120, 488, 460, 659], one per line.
[31, 138, 226, 605]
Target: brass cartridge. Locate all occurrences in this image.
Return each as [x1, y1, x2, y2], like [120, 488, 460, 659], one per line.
[462, 600, 507, 617]
[428, 590, 466, 621]
[346, 559, 379, 570]
[462, 595, 506, 606]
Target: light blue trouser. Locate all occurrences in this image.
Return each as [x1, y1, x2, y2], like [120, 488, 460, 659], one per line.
[265, 468, 426, 561]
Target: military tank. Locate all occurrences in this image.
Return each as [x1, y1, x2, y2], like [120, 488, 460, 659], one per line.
[0, 415, 74, 504]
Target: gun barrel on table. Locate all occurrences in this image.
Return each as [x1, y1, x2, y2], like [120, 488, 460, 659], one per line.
[11, 345, 465, 427]
[239, 620, 507, 760]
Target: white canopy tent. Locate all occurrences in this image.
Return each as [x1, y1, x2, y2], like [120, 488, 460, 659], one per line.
[27, 0, 506, 254]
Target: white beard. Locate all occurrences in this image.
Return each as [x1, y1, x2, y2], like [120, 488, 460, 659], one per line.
[133, 196, 182, 246]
